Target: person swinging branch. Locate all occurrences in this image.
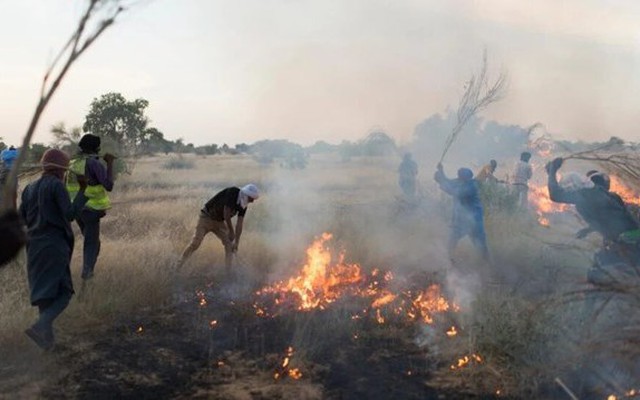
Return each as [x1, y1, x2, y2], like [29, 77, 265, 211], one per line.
[178, 184, 260, 272]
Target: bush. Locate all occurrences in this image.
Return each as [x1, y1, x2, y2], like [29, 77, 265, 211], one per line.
[162, 156, 195, 170]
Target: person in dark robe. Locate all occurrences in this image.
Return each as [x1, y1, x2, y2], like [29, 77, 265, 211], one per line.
[434, 163, 490, 261]
[20, 149, 87, 350]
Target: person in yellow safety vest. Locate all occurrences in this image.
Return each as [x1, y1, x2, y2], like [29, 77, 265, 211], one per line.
[66, 134, 116, 281]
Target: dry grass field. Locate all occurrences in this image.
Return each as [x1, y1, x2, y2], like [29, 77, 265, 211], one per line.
[1, 153, 638, 399]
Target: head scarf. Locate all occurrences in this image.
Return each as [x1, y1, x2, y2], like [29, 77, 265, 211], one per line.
[79, 134, 101, 154]
[587, 170, 610, 191]
[41, 149, 70, 180]
[238, 183, 260, 208]
[457, 168, 473, 181]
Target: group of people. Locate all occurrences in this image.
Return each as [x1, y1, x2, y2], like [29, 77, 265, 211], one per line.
[399, 151, 639, 274]
[397, 151, 535, 262]
[8, 137, 640, 351]
[12, 134, 260, 350]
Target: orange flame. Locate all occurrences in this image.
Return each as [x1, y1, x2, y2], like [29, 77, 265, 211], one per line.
[611, 177, 640, 206]
[274, 346, 303, 380]
[256, 233, 456, 326]
[257, 233, 365, 310]
[450, 353, 483, 370]
[528, 183, 570, 226]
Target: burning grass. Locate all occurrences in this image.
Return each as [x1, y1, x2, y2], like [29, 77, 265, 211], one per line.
[2, 153, 640, 398]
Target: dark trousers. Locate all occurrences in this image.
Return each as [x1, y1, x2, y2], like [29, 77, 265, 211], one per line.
[77, 209, 105, 280]
[34, 289, 73, 339]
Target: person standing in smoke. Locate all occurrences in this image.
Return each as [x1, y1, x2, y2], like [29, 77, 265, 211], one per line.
[476, 159, 498, 183]
[398, 152, 418, 199]
[21, 149, 88, 350]
[434, 163, 490, 261]
[512, 151, 532, 209]
[66, 134, 116, 281]
[177, 184, 260, 273]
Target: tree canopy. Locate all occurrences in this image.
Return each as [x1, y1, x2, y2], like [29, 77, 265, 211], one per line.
[82, 92, 153, 155]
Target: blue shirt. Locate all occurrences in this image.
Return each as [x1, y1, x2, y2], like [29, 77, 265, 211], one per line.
[1, 148, 18, 168]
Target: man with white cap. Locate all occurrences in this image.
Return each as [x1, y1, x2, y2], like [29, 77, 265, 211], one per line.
[178, 184, 260, 271]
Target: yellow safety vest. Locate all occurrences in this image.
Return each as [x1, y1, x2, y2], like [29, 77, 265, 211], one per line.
[66, 156, 111, 210]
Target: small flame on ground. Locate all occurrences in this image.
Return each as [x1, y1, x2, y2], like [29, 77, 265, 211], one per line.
[196, 290, 207, 307]
[450, 353, 483, 370]
[135, 326, 143, 334]
[446, 326, 458, 337]
[274, 346, 302, 381]
[209, 320, 218, 328]
[217, 361, 225, 367]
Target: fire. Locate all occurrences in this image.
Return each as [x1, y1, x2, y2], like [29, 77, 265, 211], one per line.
[274, 346, 303, 380]
[257, 233, 365, 311]
[446, 326, 458, 337]
[196, 290, 207, 307]
[528, 183, 570, 226]
[408, 285, 453, 324]
[255, 233, 456, 326]
[611, 177, 640, 206]
[209, 320, 218, 329]
[135, 326, 143, 334]
[450, 353, 483, 370]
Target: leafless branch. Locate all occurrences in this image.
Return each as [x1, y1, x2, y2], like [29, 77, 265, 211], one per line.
[0, 0, 127, 212]
[440, 49, 508, 163]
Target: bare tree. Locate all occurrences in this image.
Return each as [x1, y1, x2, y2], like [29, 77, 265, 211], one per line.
[0, 0, 129, 266]
[439, 49, 508, 164]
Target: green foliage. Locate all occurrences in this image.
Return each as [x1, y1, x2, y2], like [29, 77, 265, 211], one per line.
[194, 144, 219, 156]
[249, 139, 308, 168]
[478, 181, 518, 214]
[83, 92, 156, 157]
[27, 143, 47, 164]
[51, 121, 82, 153]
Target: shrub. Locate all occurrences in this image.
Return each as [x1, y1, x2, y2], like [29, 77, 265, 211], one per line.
[162, 156, 195, 170]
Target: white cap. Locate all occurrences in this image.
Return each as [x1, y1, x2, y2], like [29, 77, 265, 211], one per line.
[240, 183, 260, 199]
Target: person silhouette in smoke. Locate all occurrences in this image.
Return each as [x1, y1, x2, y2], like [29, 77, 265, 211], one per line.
[434, 163, 490, 261]
[546, 157, 639, 270]
[398, 152, 418, 199]
[513, 151, 532, 210]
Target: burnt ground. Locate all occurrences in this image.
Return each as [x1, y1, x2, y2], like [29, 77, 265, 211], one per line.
[0, 274, 505, 400]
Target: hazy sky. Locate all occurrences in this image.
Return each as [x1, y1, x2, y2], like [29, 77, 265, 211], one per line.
[1, 0, 639, 146]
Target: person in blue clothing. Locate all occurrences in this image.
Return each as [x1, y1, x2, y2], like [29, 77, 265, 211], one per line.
[434, 163, 490, 261]
[0, 146, 19, 208]
[1, 145, 18, 169]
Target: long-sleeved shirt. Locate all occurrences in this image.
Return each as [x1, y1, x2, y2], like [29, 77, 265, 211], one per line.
[85, 155, 114, 191]
[513, 161, 532, 185]
[548, 172, 638, 241]
[435, 170, 484, 230]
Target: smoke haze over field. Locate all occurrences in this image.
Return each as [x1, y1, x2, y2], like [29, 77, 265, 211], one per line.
[1, 0, 640, 147]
